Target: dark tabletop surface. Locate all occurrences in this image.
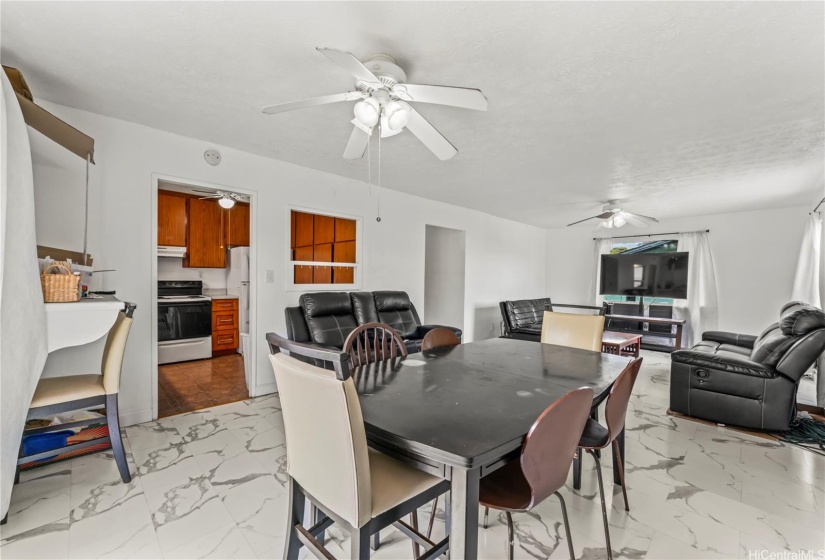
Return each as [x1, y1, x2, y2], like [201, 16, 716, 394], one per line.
[352, 337, 632, 468]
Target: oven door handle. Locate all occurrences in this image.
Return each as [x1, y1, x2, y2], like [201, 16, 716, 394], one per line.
[158, 338, 210, 347]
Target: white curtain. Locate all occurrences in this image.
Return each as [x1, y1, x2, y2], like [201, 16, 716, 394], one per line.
[589, 237, 613, 306]
[0, 72, 48, 518]
[675, 231, 719, 348]
[791, 212, 822, 308]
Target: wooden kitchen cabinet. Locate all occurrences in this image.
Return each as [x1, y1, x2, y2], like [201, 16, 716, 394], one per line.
[212, 298, 239, 355]
[224, 203, 250, 247]
[157, 191, 187, 246]
[184, 198, 226, 268]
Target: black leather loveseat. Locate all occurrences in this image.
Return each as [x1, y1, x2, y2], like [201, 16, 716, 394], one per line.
[670, 302, 825, 431]
[285, 290, 462, 355]
[500, 298, 607, 342]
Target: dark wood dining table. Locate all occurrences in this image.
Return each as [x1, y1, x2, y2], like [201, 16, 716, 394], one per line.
[350, 337, 633, 559]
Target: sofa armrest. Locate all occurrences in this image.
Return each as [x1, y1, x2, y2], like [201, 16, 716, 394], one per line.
[671, 349, 775, 378]
[701, 331, 756, 349]
[416, 325, 463, 341]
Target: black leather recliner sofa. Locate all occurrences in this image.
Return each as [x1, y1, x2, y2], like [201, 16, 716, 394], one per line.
[285, 290, 462, 355]
[500, 298, 607, 342]
[670, 302, 825, 431]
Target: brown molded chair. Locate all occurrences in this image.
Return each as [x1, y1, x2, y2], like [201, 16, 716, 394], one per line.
[343, 322, 408, 368]
[540, 311, 605, 351]
[576, 357, 643, 560]
[269, 332, 447, 560]
[480, 387, 594, 560]
[17, 306, 135, 484]
[420, 327, 461, 351]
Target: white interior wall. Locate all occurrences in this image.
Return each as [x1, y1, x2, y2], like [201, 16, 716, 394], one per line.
[30, 100, 547, 426]
[424, 225, 466, 332]
[157, 258, 227, 290]
[546, 205, 812, 335]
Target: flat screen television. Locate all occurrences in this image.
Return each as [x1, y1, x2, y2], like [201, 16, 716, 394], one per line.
[600, 252, 689, 299]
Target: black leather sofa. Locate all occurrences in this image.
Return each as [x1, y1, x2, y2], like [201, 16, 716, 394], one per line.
[670, 302, 825, 431]
[500, 298, 607, 342]
[285, 290, 462, 355]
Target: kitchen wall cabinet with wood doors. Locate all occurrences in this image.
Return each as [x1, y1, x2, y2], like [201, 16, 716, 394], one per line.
[157, 191, 187, 246]
[184, 197, 226, 268]
[224, 203, 250, 247]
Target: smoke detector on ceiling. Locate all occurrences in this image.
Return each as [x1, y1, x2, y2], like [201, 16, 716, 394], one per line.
[204, 149, 221, 166]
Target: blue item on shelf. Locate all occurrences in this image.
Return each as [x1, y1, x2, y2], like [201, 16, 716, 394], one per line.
[22, 430, 75, 456]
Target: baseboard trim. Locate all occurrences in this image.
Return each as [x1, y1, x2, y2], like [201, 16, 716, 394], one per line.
[121, 408, 153, 427]
[251, 382, 277, 399]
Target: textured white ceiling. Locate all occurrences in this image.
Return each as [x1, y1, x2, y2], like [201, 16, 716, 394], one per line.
[2, 1, 823, 228]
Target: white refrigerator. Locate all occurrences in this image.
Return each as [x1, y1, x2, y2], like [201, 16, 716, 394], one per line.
[226, 247, 250, 337]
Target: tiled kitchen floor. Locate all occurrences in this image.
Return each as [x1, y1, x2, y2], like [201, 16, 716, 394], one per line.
[2, 350, 824, 559]
[158, 355, 248, 417]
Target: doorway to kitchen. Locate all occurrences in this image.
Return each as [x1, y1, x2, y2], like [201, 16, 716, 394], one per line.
[155, 179, 253, 418]
[424, 225, 466, 333]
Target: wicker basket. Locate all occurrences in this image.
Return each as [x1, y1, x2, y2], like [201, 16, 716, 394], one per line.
[41, 261, 80, 302]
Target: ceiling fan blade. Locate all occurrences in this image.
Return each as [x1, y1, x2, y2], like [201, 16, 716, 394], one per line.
[596, 211, 616, 219]
[405, 108, 458, 160]
[316, 47, 381, 85]
[621, 213, 652, 228]
[566, 215, 600, 227]
[198, 195, 218, 200]
[343, 125, 370, 160]
[262, 92, 363, 115]
[393, 84, 488, 111]
[625, 211, 659, 223]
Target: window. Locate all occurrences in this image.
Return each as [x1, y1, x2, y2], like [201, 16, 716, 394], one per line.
[604, 239, 678, 305]
[289, 209, 359, 288]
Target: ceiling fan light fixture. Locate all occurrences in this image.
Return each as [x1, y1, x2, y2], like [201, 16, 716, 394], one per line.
[612, 213, 627, 228]
[384, 100, 411, 131]
[218, 195, 235, 209]
[354, 97, 380, 128]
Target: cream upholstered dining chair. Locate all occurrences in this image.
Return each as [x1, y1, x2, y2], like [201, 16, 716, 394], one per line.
[17, 305, 135, 484]
[267, 332, 450, 560]
[540, 311, 605, 351]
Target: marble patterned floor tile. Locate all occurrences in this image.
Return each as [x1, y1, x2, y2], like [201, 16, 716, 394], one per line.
[144, 475, 236, 556]
[163, 522, 256, 559]
[645, 530, 728, 560]
[0, 518, 70, 560]
[244, 394, 281, 416]
[132, 440, 204, 493]
[68, 520, 161, 559]
[221, 473, 287, 557]
[67, 484, 154, 555]
[193, 448, 271, 498]
[124, 419, 183, 452]
[1, 466, 71, 538]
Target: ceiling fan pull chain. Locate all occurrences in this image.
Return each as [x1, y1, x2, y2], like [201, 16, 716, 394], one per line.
[377, 120, 382, 222]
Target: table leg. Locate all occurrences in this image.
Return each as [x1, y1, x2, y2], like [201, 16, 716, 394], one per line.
[675, 324, 683, 350]
[612, 427, 625, 486]
[448, 467, 480, 559]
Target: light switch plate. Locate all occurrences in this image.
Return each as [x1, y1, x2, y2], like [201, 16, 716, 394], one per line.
[265, 270, 275, 283]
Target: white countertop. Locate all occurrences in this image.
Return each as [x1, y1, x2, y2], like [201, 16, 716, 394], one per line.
[45, 295, 125, 352]
[204, 290, 238, 300]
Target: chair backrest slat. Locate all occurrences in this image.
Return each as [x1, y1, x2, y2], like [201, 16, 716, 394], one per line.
[344, 322, 407, 368]
[101, 311, 134, 395]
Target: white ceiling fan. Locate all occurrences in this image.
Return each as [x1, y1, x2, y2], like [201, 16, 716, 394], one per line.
[567, 203, 659, 229]
[191, 188, 246, 209]
[261, 47, 488, 161]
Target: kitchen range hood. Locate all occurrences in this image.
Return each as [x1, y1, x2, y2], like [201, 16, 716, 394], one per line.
[158, 246, 186, 258]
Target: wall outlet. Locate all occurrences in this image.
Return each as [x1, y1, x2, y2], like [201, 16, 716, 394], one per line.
[265, 270, 275, 283]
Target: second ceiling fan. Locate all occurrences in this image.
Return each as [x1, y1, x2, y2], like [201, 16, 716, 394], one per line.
[262, 48, 488, 161]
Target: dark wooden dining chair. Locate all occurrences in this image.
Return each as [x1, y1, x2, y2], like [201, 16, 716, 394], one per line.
[576, 357, 643, 560]
[343, 322, 408, 368]
[420, 327, 461, 351]
[480, 387, 594, 560]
